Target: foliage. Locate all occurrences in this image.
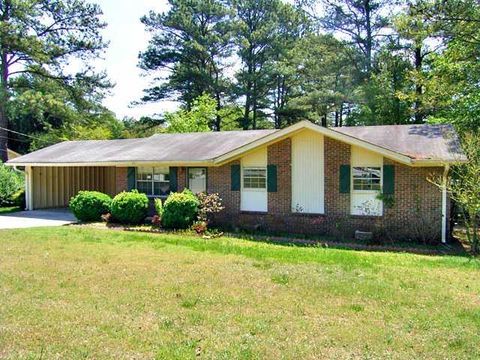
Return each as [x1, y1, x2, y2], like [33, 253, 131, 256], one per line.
[110, 190, 149, 224]
[376, 192, 395, 209]
[431, 133, 480, 254]
[0, 162, 24, 206]
[162, 189, 200, 229]
[165, 94, 215, 133]
[196, 192, 225, 223]
[69, 191, 112, 222]
[0, 0, 110, 161]
[154, 198, 164, 218]
[138, 0, 233, 130]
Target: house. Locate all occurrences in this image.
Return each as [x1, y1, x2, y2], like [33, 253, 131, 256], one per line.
[6, 121, 466, 242]
[7, 148, 21, 160]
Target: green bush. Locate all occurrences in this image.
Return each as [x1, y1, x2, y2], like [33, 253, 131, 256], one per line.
[111, 190, 149, 224]
[162, 189, 199, 229]
[0, 162, 24, 206]
[154, 198, 163, 218]
[69, 191, 112, 222]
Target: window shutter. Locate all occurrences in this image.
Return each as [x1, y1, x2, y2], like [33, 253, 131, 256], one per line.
[169, 167, 178, 192]
[383, 165, 395, 195]
[127, 167, 136, 191]
[267, 165, 277, 192]
[339, 165, 350, 194]
[231, 165, 240, 191]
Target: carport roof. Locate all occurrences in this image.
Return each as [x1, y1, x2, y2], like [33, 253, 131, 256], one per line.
[7, 121, 466, 166]
[7, 129, 277, 165]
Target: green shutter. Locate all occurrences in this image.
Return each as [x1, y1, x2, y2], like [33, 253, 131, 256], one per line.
[169, 167, 178, 192]
[339, 165, 350, 194]
[383, 165, 395, 195]
[267, 165, 277, 192]
[231, 165, 240, 191]
[127, 167, 136, 191]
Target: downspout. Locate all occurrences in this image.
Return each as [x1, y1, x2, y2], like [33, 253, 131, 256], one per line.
[441, 164, 450, 243]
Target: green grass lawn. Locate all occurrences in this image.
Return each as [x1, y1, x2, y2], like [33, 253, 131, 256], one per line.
[0, 206, 21, 214]
[0, 227, 479, 359]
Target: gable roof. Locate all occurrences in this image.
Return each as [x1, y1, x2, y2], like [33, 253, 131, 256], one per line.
[6, 121, 465, 167]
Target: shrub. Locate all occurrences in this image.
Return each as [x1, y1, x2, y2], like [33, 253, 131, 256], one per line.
[110, 190, 149, 224]
[154, 198, 163, 218]
[196, 192, 224, 223]
[69, 191, 112, 222]
[162, 189, 199, 229]
[0, 162, 24, 206]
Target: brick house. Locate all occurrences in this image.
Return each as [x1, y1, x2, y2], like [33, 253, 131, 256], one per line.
[7, 121, 466, 242]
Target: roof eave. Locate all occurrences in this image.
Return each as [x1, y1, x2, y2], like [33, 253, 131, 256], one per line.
[5, 160, 215, 167]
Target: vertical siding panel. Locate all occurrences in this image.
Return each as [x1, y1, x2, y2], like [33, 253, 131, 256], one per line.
[291, 130, 325, 214]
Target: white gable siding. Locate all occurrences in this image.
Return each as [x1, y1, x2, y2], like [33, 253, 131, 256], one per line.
[241, 148, 268, 212]
[350, 146, 383, 216]
[291, 130, 324, 214]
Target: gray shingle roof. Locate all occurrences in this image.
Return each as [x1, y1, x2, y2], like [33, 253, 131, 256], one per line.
[8, 130, 277, 164]
[7, 123, 465, 165]
[333, 124, 465, 161]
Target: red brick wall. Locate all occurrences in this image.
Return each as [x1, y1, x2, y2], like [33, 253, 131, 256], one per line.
[115, 167, 128, 193]
[114, 138, 445, 241]
[268, 139, 291, 214]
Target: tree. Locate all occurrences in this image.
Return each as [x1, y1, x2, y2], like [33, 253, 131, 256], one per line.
[431, 133, 480, 255]
[285, 34, 358, 126]
[139, 0, 233, 131]
[232, 0, 282, 130]
[0, 0, 109, 162]
[165, 93, 215, 133]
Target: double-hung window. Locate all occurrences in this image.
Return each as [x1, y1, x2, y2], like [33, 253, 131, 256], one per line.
[242, 167, 267, 190]
[352, 167, 381, 191]
[136, 167, 170, 196]
[188, 167, 207, 194]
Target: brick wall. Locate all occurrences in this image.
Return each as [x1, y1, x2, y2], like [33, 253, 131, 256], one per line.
[115, 167, 128, 193]
[208, 136, 445, 241]
[114, 138, 446, 241]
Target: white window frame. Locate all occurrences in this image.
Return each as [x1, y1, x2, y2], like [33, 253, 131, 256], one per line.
[351, 166, 383, 216]
[241, 167, 267, 192]
[136, 166, 170, 198]
[187, 167, 207, 194]
[352, 167, 382, 192]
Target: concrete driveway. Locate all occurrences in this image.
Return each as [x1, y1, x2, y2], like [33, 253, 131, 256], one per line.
[0, 209, 76, 229]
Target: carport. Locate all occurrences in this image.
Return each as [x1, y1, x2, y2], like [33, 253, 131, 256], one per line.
[24, 166, 117, 210]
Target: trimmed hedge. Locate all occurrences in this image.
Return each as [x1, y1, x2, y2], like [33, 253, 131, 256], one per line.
[162, 189, 199, 229]
[111, 190, 149, 224]
[69, 191, 112, 222]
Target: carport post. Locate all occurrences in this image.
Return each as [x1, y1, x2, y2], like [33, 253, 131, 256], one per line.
[25, 166, 33, 210]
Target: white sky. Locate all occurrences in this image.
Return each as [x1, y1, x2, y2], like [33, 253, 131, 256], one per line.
[96, 0, 180, 119]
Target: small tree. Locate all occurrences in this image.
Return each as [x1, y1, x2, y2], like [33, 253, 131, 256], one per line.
[433, 133, 480, 254]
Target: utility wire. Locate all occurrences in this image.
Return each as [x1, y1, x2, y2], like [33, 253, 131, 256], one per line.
[0, 126, 49, 143]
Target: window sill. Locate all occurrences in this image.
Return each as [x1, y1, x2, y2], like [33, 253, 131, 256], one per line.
[240, 211, 268, 215]
[291, 212, 326, 217]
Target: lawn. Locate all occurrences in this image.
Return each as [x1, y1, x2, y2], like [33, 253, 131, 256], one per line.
[0, 206, 21, 215]
[0, 227, 479, 359]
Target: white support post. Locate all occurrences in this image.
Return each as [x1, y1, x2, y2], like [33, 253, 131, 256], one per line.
[26, 166, 33, 211]
[441, 165, 450, 244]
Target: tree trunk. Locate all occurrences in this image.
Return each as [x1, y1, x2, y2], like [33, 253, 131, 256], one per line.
[364, 0, 373, 75]
[0, 0, 11, 163]
[414, 46, 423, 124]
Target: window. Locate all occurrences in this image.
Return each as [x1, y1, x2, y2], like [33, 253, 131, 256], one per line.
[352, 167, 381, 191]
[188, 167, 207, 194]
[243, 167, 266, 189]
[136, 167, 170, 196]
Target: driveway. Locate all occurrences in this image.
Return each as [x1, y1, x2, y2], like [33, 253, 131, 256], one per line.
[0, 209, 76, 229]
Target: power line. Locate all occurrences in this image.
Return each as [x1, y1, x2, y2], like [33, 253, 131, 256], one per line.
[0, 126, 49, 143]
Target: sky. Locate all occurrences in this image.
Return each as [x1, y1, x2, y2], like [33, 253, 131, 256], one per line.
[95, 0, 179, 119]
